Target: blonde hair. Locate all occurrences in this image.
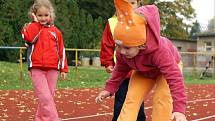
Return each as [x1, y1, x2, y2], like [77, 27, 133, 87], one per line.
[28, 0, 55, 21]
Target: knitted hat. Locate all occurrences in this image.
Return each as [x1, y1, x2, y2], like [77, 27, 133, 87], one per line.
[113, 0, 147, 47]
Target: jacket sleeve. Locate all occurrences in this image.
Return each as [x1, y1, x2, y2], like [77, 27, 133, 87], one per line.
[21, 22, 41, 44]
[105, 51, 131, 95]
[57, 29, 68, 73]
[153, 47, 186, 114]
[100, 23, 116, 67]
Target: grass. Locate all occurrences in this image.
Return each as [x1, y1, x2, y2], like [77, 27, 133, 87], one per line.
[184, 73, 215, 84]
[0, 61, 215, 90]
[0, 61, 110, 90]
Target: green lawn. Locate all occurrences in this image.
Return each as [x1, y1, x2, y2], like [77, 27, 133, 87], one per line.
[0, 61, 214, 90]
[0, 61, 109, 90]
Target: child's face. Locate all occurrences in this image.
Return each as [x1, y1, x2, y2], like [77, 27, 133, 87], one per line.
[116, 44, 141, 59]
[129, 0, 138, 9]
[35, 6, 51, 25]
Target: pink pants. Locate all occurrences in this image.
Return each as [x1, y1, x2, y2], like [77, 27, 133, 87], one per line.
[30, 68, 59, 121]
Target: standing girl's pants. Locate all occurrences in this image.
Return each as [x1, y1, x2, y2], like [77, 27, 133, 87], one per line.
[117, 62, 183, 121]
[30, 68, 59, 121]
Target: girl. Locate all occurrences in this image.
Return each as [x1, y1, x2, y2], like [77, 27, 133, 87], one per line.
[96, 0, 187, 121]
[100, 1, 146, 120]
[21, 0, 68, 120]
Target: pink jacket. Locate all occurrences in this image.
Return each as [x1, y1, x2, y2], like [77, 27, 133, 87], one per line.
[104, 5, 186, 114]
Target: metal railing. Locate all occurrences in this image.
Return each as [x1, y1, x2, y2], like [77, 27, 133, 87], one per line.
[0, 46, 215, 81]
[0, 46, 100, 82]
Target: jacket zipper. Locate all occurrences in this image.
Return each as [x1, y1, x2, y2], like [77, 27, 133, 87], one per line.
[42, 28, 44, 67]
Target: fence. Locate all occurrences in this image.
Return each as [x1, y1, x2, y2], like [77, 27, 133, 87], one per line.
[180, 52, 215, 77]
[0, 46, 215, 82]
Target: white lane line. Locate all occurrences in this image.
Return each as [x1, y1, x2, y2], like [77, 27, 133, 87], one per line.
[188, 98, 215, 103]
[61, 98, 215, 120]
[192, 115, 215, 121]
[61, 113, 112, 120]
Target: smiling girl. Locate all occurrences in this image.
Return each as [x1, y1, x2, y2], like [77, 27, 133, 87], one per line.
[21, 0, 68, 120]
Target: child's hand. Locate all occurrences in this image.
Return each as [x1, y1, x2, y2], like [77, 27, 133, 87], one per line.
[31, 13, 38, 22]
[47, 18, 52, 25]
[171, 112, 187, 121]
[105, 66, 114, 73]
[95, 90, 111, 104]
[60, 72, 67, 80]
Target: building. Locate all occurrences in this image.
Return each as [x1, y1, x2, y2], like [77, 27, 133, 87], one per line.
[197, 32, 215, 67]
[171, 38, 197, 67]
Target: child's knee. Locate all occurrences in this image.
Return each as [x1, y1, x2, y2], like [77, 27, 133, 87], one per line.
[153, 92, 172, 105]
[38, 93, 54, 103]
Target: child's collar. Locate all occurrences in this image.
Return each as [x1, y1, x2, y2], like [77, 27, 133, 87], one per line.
[43, 23, 53, 28]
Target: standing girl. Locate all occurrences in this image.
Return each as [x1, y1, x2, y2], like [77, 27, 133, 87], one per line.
[21, 0, 68, 120]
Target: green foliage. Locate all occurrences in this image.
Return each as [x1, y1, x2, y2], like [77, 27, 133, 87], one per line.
[0, 0, 104, 61]
[190, 21, 201, 39]
[207, 18, 215, 32]
[77, 0, 115, 22]
[53, 0, 104, 49]
[0, 0, 197, 61]
[142, 0, 195, 39]
[0, 0, 33, 61]
[156, 0, 195, 39]
[92, 16, 103, 49]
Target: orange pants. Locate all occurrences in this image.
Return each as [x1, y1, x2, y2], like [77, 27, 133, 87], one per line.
[117, 62, 183, 121]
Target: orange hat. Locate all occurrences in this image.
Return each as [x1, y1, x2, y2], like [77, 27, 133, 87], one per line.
[113, 0, 147, 47]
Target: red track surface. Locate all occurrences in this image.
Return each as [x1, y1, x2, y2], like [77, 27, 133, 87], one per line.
[0, 84, 215, 121]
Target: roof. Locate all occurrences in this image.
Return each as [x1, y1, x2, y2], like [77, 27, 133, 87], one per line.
[197, 32, 215, 37]
[170, 38, 197, 43]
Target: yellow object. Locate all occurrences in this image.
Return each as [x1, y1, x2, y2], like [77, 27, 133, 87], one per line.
[108, 15, 118, 63]
[108, 15, 118, 37]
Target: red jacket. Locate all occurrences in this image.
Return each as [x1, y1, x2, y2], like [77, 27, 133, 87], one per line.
[100, 23, 115, 68]
[21, 22, 68, 73]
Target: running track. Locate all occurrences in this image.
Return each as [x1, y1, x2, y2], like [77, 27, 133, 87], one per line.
[0, 84, 214, 121]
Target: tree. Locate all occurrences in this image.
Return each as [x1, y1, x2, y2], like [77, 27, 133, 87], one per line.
[78, 0, 196, 39]
[156, 0, 195, 39]
[207, 18, 215, 32]
[0, 0, 196, 48]
[93, 16, 103, 49]
[54, 0, 74, 48]
[0, 0, 33, 62]
[77, 0, 115, 22]
[54, 0, 104, 49]
[190, 21, 201, 39]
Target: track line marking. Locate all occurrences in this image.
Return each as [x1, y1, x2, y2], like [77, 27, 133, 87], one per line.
[192, 115, 215, 121]
[188, 98, 215, 103]
[61, 98, 215, 120]
[61, 113, 112, 120]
